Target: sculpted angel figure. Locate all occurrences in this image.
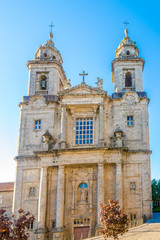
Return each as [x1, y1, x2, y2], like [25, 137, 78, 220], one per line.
[96, 77, 103, 89]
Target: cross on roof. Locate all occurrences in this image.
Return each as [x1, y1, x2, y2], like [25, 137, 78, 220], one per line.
[49, 21, 55, 33]
[79, 70, 88, 82]
[123, 20, 129, 28]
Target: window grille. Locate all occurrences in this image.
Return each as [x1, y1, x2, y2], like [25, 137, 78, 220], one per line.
[127, 116, 134, 126]
[130, 182, 136, 190]
[29, 187, 36, 196]
[75, 118, 93, 145]
[35, 120, 41, 130]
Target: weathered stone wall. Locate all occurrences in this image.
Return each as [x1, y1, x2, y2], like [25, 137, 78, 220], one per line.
[0, 191, 13, 215]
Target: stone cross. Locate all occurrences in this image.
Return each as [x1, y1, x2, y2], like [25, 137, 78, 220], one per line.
[123, 20, 129, 28]
[79, 70, 88, 82]
[49, 21, 55, 33]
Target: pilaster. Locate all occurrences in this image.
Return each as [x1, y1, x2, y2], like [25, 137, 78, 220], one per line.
[71, 181, 76, 210]
[35, 167, 48, 239]
[115, 163, 123, 208]
[12, 165, 23, 215]
[98, 104, 104, 146]
[60, 105, 67, 148]
[53, 166, 66, 240]
[97, 163, 104, 224]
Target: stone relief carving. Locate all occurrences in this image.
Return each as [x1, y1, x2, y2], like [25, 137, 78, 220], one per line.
[69, 168, 96, 215]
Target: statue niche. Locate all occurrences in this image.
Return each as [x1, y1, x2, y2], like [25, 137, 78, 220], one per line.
[78, 182, 88, 203]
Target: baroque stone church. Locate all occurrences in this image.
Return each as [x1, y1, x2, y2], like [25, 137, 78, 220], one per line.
[11, 29, 152, 240]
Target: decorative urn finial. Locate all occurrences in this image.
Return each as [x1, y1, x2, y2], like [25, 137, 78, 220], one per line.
[49, 32, 53, 41]
[124, 29, 128, 37]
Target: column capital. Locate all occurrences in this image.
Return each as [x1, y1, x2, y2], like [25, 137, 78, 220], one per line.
[116, 163, 122, 168]
[60, 104, 67, 109]
[98, 163, 104, 167]
[40, 166, 48, 170]
[98, 103, 104, 108]
[72, 180, 76, 185]
[58, 165, 65, 170]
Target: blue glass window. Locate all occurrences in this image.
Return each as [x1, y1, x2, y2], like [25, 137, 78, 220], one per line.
[75, 118, 93, 145]
[35, 120, 41, 130]
[127, 116, 134, 126]
[79, 183, 88, 188]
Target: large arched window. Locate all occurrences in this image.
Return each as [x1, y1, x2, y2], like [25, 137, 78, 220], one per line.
[40, 75, 47, 90]
[125, 72, 132, 87]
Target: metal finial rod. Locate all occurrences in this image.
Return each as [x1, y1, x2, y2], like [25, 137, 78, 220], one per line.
[49, 21, 55, 33]
[123, 20, 129, 28]
[79, 70, 88, 82]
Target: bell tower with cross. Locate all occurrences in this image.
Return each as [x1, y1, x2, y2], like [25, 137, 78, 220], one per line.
[112, 23, 145, 94]
[27, 23, 67, 97]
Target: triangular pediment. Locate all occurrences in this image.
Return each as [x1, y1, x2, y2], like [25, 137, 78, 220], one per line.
[59, 83, 106, 96]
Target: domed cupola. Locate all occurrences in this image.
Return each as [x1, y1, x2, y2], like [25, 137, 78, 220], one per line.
[34, 32, 63, 64]
[115, 29, 139, 59]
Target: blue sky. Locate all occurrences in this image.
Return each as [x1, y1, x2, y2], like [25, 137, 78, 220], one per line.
[0, 0, 160, 182]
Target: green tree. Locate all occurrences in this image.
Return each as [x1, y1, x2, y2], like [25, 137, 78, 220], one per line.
[99, 200, 129, 240]
[152, 179, 160, 202]
[0, 208, 35, 240]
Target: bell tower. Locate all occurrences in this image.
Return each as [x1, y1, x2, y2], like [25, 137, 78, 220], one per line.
[27, 32, 67, 96]
[112, 29, 145, 94]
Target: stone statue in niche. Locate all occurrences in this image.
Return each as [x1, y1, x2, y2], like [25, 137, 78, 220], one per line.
[79, 183, 88, 202]
[80, 187, 87, 201]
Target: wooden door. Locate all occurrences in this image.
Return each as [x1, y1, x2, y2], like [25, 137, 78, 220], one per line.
[74, 227, 90, 240]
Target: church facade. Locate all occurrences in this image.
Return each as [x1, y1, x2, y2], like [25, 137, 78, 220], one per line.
[12, 29, 152, 240]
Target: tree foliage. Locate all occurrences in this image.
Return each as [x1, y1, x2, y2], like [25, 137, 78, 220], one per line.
[152, 179, 160, 202]
[99, 200, 129, 240]
[0, 208, 35, 240]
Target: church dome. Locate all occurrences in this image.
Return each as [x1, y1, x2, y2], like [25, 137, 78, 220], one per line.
[34, 32, 63, 64]
[115, 29, 139, 59]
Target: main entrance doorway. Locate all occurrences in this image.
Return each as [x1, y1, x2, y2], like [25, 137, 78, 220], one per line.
[74, 226, 90, 240]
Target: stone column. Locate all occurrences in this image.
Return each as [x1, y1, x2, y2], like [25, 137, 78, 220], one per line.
[60, 105, 66, 148]
[99, 104, 104, 146]
[97, 163, 104, 225]
[89, 179, 93, 209]
[56, 166, 65, 229]
[71, 181, 76, 209]
[12, 164, 23, 215]
[115, 163, 123, 208]
[37, 167, 48, 231]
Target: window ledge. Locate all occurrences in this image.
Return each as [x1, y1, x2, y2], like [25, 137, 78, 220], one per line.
[73, 144, 94, 148]
[35, 90, 48, 95]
